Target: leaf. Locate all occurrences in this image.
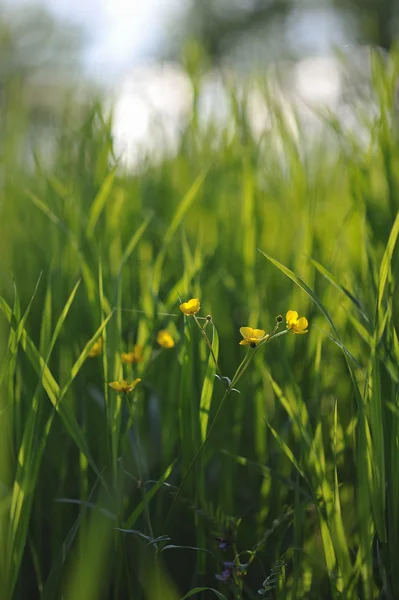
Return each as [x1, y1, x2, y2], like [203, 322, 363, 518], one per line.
[86, 168, 117, 237]
[160, 545, 214, 556]
[119, 211, 154, 271]
[377, 210, 399, 311]
[124, 460, 176, 529]
[152, 169, 207, 295]
[41, 478, 102, 600]
[114, 529, 170, 548]
[180, 587, 228, 600]
[0, 296, 102, 481]
[259, 250, 364, 409]
[311, 258, 370, 322]
[59, 310, 114, 397]
[199, 325, 219, 441]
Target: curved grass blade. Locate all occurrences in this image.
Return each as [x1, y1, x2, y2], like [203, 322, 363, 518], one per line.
[86, 167, 117, 237]
[199, 324, 219, 442]
[124, 459, 176, 529]
[59, 310, 114, 398]
[0, 297, 101, 480]
[377, 210, 399, 311]
[152, 169, 207, 296]
[180, 587, 228, 600]
[41, 476, 102, 600]
[160, 545, 214, 555]
[258, 250, 364, 408]
[119, 211, 154, 272]
[311, 258, 370, 323]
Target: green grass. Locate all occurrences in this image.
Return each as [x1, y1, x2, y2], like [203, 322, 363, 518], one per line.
[1, 47, 399, 599]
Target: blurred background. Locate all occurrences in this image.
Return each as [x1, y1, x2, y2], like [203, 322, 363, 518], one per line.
[2, 0, 398, 167]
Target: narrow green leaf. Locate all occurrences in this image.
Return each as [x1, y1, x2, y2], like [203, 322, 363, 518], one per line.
[86, 168, 117, 237]
[152, 169, 207, 295]
[311, 258, 370, 322]
[199, 324, 219, 441]
[377, 210, 399, 310]
[119, 211, 153, 270]
[40, 478, 101, 600]
[180, 587, 228, 600]
[60, 310, 114, 397]
[124, 460, 176, 529]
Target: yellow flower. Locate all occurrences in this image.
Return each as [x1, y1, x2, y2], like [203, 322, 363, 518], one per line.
[179, 298, 201, 315]
[121, 344, 143, 364]
[286, 310, 308, 334]
[108, 378, 141, 393]
[157, 330, 175, 349]
[239, 327, 268, 346]
[88, 337, 102, 357]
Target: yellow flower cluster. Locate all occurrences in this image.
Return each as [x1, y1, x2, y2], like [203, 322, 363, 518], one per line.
[91, 299, 308, 395]
[89, 328, 175, 395]
[179, 298, 308, 345]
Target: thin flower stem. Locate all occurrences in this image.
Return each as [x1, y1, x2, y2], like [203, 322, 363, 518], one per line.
[193, 315, 222, 377]
[165, 383, 231, 530]
[165, 327, 286, 528]
[129, 396, 154, 540]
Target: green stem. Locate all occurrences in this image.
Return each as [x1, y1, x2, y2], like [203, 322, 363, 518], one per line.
[193, 315, 222, 377]
[165, 324, 288, 530]
[130, 397, 154, 539]
[165, 326, 288, 528]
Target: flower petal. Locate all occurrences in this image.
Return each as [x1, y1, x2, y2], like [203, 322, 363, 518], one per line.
[179, 297, 201, 315]
[109, 381, 122, 391]
[252, 329, 266, 339]
[240, 326, 254, 339]
[286, 310, 298, 325]
[296, 317, 308, 332]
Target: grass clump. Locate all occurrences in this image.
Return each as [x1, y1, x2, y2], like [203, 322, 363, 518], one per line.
[1, 48, 399, 599]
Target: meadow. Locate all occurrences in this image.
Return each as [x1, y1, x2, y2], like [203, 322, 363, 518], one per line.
[1, 49, 399, 599]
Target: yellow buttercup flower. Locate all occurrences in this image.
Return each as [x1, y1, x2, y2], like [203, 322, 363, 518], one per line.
[157, 330, 175, 349]
[121, 344, 143, 364]
[286, 310, 308, 334]
[179, 298, 200, 315]
[108, 378, 141, 393]
[239, 327, 268, 346]
[88, 337, 102, 357]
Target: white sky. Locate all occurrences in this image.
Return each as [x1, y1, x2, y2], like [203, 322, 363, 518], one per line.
[7, 0, 185, 78]
[5, 0, 349, 168]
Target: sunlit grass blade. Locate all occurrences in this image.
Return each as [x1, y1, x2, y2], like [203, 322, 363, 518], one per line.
[311, 258, 370, 323]
[259, 250, 364, 406]
[0, 297, 102, 479]
[0, 274, 42, 389]
[59, 310, 114, 398]
[4, 280, 84, 599]
[86, 167, 117, 237]
[118, 211, 154, 271]
[152, 169, 207, 295]
[366, 355, 386, 543]
[199, 324, 219, 442]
